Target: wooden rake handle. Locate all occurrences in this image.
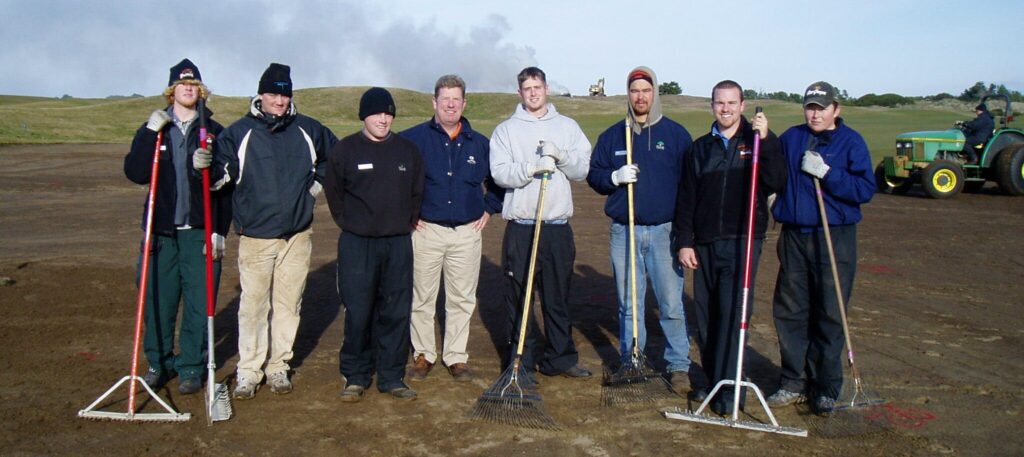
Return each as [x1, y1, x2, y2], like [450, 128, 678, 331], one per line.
[514, 172, 552, 357]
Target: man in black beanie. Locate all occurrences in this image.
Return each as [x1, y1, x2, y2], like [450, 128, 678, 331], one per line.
[959, 103, 994, 165]
[124, 58, 231, 395]
[194, 62, 337, 400]
[325, 87, 425, 402]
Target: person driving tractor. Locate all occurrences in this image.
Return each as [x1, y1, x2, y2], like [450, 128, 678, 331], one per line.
[959, 103, 994, 164]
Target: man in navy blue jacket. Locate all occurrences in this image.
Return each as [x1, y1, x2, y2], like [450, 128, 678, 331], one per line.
[767, 81, 875, 414]
[587, 66, 693, 394]
[195, 63, 337, 400]
[399, 75, 503, 382]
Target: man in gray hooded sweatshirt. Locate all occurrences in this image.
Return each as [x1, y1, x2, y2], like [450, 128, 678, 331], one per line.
[587, 66, 694, 394]
[490, 66, 592, 381]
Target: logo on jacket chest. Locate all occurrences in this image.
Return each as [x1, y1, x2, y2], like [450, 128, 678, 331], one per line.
[398, 163, 407, 172]
[467, 155, 477, 165]
[655, 141, 665, 151]
[738, 142, 751, 158]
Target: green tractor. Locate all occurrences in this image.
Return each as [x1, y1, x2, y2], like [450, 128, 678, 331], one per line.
[876, 94, 1024, 198]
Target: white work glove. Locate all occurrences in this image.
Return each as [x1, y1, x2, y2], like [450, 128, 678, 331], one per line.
[146, 110, 171, 132]
[801, 150, 830, 179]
[193, 147, 212, 170]
[752, 112, 769, 138]
[539, 140, 566, 164]
[203, 233, 226, 260]
[527, 156, 556, 177]
[611, 164, 639, 185]
[309, 181, 323, 197]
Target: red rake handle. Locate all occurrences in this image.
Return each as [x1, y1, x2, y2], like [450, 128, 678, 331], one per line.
[129, 130, 163, 413]
[198, 97, 215, 318]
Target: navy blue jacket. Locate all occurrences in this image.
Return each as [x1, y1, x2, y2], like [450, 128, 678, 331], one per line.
[772, 118, 875, 229]
[673, 117, 787, 250]
[587, 117, 692, 225]
[211, 100, 336, 239]
[400, 117, 503, 226]
[124, 106, 231, 237]
[963, 110, 994, 147]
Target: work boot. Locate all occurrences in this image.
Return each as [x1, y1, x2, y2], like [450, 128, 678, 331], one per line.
[268, 372, 293, 394]
[177, 377, 202, 395]
[766, 388, 806, 407]
[340, 384, 366, 403]
[543, 365, 592, 378]
[142, 367, 174, 388]
[448, 363, 473, 382]
[690, 387, 709, 403]
[408, 354, 434, 381]
[387, 384, 418, 401]
[669, 371, 689, 395]
[233, 376, 258, 400]
[813, 396, 836, 415]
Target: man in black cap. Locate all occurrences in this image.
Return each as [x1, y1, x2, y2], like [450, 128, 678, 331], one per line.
[766, 81, 875, 415]
[325, 87, 425, 402]
[124, 58, 231, 395]
[195, 62, 337, 400]
[959, 103, 994, 164]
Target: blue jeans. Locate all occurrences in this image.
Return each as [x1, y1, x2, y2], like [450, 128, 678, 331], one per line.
[610, 222, 690, 373]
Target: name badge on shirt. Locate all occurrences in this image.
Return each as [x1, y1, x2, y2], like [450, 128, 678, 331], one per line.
[614, 149, 627, 156]
[358, 163, 373, 170]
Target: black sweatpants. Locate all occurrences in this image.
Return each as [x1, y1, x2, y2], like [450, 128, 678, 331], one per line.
[337, 231, 413, 392]
[502, 222, 579, 375]
[772, 224, 857, 400]
[693, 238, 762, 408]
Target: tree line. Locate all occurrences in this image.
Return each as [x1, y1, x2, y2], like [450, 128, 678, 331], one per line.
[658, 81, 1024, 108]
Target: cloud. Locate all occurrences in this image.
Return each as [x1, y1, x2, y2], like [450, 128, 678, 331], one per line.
[1, 0, 538, 97]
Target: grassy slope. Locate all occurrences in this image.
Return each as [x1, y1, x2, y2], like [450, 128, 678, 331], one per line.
[0, 90, 993, 163]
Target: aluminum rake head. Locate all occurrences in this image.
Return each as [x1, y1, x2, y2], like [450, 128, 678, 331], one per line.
[78, 375, 191, 423]
[206, 382, 232, 424]
[469, 363, 558, 430]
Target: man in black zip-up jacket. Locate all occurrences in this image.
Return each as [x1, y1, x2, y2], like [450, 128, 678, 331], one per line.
[672, 80, 786, 414]
[123, 59, 230, 395]
[195, 63, 337, 399]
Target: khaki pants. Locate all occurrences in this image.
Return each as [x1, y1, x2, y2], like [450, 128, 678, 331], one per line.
[235, 228, 312, 382]
[410, 222, 481, 365]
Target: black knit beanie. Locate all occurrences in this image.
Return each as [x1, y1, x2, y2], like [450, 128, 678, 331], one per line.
[168, 58, 201, 87]
[359, 87, 396, 120]
[258, 63, 293, 97]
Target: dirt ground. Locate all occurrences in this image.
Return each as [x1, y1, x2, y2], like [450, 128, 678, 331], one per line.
[0, 143, 1021, 457]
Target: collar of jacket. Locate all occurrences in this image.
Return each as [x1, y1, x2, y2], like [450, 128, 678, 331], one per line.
[429, 116, 475, 140]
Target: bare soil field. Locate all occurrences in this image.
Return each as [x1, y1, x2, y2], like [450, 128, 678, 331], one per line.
[0, 144, 1021, 456]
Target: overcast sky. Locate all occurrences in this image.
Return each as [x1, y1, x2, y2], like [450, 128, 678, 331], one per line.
[4, 0, 1022, 99]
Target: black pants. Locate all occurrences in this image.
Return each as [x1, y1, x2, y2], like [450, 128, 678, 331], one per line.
[772, 225, 857, 400]
[502, 222, 578, 375]
[337, 231, 413, 392]
[693, 238, 762, 408]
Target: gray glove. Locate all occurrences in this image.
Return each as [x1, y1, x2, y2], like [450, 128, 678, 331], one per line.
[202, 233, 226, 260]
[527, 156, 556, 177]
[540, 140, 566, 164]
[146, 110, 171, 132]
[611, 164, 639, 185]
[193, 147, 212, 170]
[801, 150, 830, 179]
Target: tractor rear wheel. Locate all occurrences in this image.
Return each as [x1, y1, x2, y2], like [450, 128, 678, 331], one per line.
[874, 161, 911, 194]
[921, 161, 964, 199]
[995, 145, 1024, 196]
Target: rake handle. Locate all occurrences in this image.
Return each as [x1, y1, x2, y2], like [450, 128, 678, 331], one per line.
[624, 119, 641, 354]
[513, 172, 551, 357]
[813, 177, 857, 368]
[129, 130, 164, 414]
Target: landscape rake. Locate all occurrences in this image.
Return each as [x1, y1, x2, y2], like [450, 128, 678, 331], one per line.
[78, 131, 190, 423]
[662, 108, 806, 437]
[470, 169, 558, 431]
[601, 118, 674, 407]
[199, 99, 232, 424]
[812, 177, 886, 436]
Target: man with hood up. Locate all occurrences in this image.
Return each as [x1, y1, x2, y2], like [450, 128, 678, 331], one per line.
[960, 103, 994, 164]
[587, 66, 694, 394]
[194, 62, 337, 400]
[490, 66, 593, 382]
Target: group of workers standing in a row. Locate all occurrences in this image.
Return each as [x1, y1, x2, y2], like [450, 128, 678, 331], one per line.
[123, 57, 874, 417]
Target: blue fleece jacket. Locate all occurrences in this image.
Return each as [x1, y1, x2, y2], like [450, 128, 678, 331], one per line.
[400, 117, 503, 225]
[587, 117, 692, 225]
[772, 118, 875, 229]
